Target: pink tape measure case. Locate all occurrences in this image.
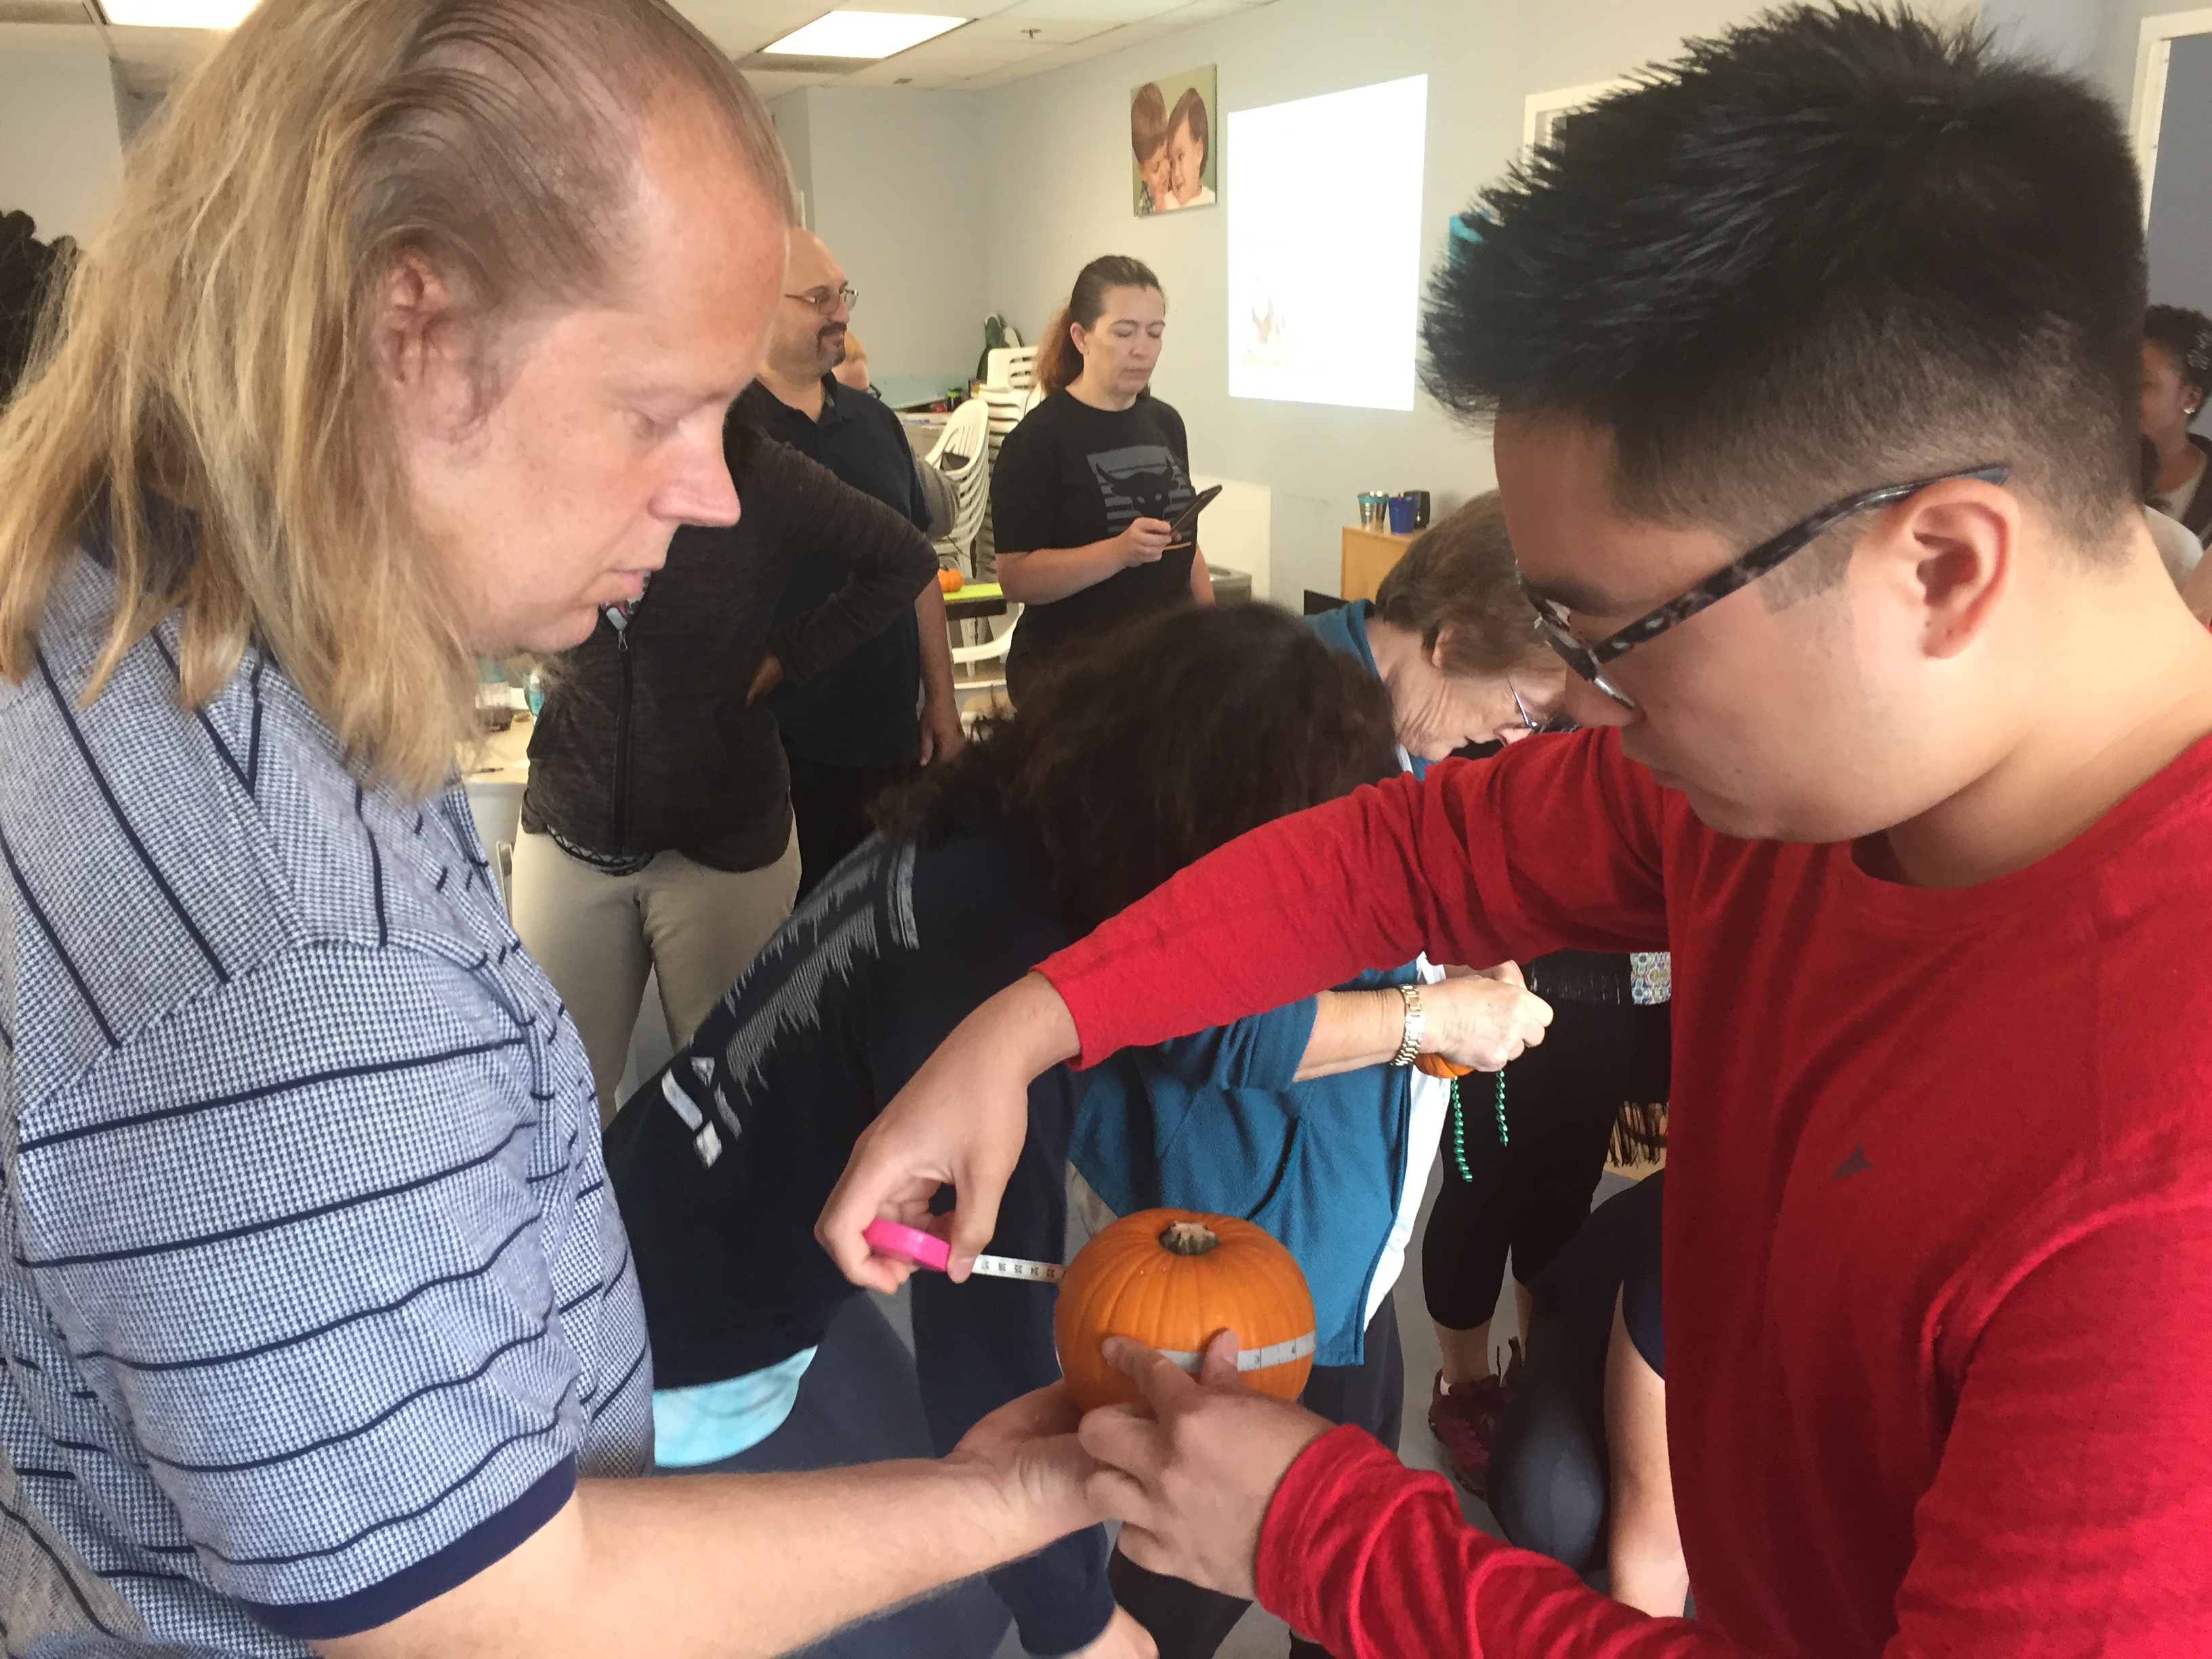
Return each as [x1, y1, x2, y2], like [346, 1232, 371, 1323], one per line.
[862, 1218, 1063, 1283]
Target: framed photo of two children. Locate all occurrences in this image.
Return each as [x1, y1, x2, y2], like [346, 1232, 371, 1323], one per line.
[1132, 66, 1218, 214]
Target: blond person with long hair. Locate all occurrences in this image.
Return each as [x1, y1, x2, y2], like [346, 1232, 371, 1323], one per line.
[0, 3, 1092, 1655]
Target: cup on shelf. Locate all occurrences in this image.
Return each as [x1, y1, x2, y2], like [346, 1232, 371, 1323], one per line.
[1356, 492, 1391, 529]
[1387, 493, 1420, 534]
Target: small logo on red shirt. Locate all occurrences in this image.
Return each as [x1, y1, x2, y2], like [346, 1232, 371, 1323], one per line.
[1831, 1142, 1872, 1182]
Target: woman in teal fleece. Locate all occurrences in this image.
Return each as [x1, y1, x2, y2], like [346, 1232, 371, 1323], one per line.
[1071, 495, 1569, 1658]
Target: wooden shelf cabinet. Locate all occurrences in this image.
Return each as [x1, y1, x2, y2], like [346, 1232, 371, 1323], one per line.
[1340, 526, 1417, 603]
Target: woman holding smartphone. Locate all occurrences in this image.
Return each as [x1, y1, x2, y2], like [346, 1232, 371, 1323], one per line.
[993, 254, 1212, 702]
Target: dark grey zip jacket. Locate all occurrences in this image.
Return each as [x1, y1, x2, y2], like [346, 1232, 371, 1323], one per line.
[522, 419, 937, 871]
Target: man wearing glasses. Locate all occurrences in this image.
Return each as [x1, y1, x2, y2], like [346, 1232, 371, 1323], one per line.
[747, 230, 964, 897]
[821, 8, 2212, 1656]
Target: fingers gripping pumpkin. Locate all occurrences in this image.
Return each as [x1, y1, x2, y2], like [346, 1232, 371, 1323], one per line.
[1053, 1208, 1315, 1410]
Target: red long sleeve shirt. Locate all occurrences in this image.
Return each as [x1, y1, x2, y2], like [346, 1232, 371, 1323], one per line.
[1039, 729, 2212, 1656]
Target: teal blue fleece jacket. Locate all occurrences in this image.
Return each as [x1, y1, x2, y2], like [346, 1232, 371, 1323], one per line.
[1068, 602, 1422, 1365]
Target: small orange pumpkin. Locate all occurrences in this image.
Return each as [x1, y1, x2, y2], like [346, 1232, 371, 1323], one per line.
[937, 567, 964, 593]
[1415, 1053, 1472, 1078]
[1054, 1208, 1315, 1411]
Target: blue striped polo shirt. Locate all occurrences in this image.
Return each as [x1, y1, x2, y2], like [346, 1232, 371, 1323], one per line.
[0, 554, 650, 1653]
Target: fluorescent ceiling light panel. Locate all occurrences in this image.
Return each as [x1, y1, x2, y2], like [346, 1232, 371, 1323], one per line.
[764, 11, 966, 58]
[102, 0, 259, 22]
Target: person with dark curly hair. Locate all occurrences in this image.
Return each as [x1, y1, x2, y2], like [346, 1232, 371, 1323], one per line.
[604, 605, 1549, 1659]
[2142, 303, 2212, 549]
[0, 209, 64, 402]
[830, 8, 2212, 1654]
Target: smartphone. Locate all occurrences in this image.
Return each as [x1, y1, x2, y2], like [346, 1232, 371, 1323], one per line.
[1165, 483, 1223, 541]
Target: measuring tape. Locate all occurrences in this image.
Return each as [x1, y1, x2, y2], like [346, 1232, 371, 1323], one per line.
[862, 1220, 1315, 1373]
[864, 1218, 1065, 1283]
[1155, 1332, 1316, 1374]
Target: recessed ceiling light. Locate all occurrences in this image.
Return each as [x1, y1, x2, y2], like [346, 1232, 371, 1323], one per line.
[101, 0, 260, 24]
[762, 11, 965, 60]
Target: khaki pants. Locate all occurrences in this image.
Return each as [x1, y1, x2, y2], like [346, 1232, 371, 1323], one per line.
[511, 829, 800, 1124]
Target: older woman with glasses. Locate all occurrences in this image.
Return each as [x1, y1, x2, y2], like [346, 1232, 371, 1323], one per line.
[1319, 494, 1570, 758]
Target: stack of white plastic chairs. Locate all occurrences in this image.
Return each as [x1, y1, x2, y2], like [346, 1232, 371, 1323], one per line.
[924, 395, 991, 575]
[974, 345, 1044, 579]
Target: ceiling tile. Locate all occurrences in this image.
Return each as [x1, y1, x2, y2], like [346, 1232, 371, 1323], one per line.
[878, 26, 1037, 64]
[739, 66, 833, 97]
[960, 13, 1115, 45]
[841, 43, 1032, 83]
[997, 0, 1182, 20]
[1151, 0, 1266, 18]
[1050, 16, 1189, 63]
[762, 0, 1000, 16]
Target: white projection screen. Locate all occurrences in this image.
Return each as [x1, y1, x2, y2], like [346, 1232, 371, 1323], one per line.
[1227, 76, 1429, 411]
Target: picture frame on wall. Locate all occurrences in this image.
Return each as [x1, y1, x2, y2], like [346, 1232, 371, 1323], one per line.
[1132, 66, 1219, 215]
[1521, 77, 1637, 158]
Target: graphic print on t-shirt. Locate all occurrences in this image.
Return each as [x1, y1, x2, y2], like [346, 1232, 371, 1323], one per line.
[1087, 443, 1195, 533]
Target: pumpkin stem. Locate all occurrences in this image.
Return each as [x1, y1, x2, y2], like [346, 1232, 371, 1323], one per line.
[1159, 1221, 1219, 1256]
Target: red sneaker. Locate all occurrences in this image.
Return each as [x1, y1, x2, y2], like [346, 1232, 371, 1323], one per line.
[1426, 1344, 1521, 1500]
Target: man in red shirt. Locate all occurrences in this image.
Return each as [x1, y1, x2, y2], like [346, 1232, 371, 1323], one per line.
[823, 7, 2212, 1655]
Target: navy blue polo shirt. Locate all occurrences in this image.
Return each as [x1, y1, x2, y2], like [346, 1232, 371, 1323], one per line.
[746, 377, 932, 770]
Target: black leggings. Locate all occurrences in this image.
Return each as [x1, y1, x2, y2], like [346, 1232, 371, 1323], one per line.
[1107, 1294, 1405, 1659]
[1487, 1307, 1610, 1569]
[1488, 1169, 1666, 1573]
[1421, 998, 1650, 1331]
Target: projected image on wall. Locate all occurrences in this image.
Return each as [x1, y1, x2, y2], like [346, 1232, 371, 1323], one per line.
[1227, 75, 1429, 411]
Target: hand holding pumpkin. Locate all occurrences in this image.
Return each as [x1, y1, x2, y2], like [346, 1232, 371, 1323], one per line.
[946, 1380, 1101, 1548]
[1078, 1331, 1334, 1601]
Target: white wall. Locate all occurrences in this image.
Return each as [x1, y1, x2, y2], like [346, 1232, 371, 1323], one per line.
[765, 81, 814, 224]
[1983, 0, 2120, 79]
[2147, 31, 2212, 316]
[0, 35, 124, 243]
[976, 0, 1928, 601]
[767, 84, 989, 400]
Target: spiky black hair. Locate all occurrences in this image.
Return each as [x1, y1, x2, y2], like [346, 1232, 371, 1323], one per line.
[1424, 6, 2145, 554]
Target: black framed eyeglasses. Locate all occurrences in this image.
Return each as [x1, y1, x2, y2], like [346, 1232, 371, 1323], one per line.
[1521, 464, 2009, 709]
[785, 283, 857, 314]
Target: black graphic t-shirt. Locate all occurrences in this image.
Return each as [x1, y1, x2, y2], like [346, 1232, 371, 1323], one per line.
[990, 388, 1197, 684]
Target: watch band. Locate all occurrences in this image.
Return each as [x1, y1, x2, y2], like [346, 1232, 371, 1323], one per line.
[1391, 981, 1425, 1067]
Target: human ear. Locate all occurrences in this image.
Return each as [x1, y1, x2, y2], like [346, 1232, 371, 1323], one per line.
[1425, 625, 1459, 674]
[372, 251, 475, 437]
[1873, 477, 2016, 661]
